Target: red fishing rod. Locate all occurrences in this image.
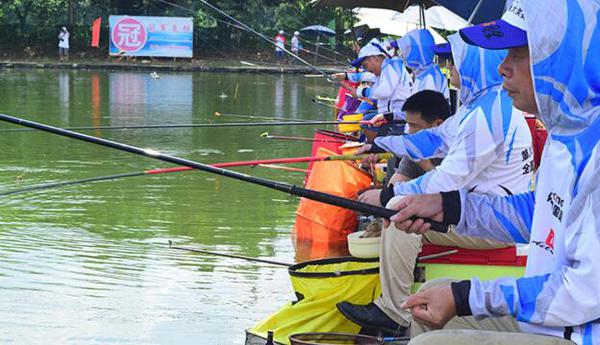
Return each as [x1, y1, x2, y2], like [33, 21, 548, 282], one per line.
[259, 132, 352, 144]
[1, 153, 388, 196]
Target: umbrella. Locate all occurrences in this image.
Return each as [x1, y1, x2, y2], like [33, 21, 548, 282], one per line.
[299, 25, 336, 37]
[299, 25, 336, 64]
[344, 24, 381, 43]
[433, 0, 509, 24]
[312, 0, 510, 25]
[392, 5, 467, 31]
[310, 0, 436, 12]
[352, 8, 447, 43]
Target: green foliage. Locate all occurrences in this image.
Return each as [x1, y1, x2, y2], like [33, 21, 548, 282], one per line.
[0, 0, 353, 56]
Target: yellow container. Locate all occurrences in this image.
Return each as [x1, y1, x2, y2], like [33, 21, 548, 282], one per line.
[338, 113, 363, 133]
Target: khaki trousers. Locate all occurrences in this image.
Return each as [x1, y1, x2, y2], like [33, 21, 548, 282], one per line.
[374, 197, 511, 326]
[408, 279, 576, 345]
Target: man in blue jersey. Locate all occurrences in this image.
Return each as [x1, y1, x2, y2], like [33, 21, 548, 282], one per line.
[333, 41, 412, 140]
[387, 1, 600, 344]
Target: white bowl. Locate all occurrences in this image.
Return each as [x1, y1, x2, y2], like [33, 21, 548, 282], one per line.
[347, 231, 381, 258]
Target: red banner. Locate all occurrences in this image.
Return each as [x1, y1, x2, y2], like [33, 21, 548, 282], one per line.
[91, 17, 101, 47]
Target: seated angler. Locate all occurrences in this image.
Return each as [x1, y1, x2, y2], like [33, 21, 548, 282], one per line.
[399, 29, 450, 100]
[367, 29, 450, 128]
[338, 32, 534, 337]
[345, 42, 412, 140]
[384, 1, 600, 344]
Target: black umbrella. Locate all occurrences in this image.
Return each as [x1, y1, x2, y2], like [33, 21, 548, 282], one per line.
[433, 0, 508, 24]
[345, 24, 381, 43]
[311, 0, 437, 12]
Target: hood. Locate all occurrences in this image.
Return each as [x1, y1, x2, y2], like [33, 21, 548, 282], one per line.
[448, 33, 507, 105]
[522, 0, 600, 136]
[397, 29, 435, 71]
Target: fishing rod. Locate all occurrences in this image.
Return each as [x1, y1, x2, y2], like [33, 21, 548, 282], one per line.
[297, 36, 352, 60]
[257, 164, 309, 173]
[259, 132, 352, 144]
[213, 111, 312, 122]
[156, 0, 334, 80]
[0, 153, 389, 196]
[0, 118, 402, 132]
[169, 241, 292, 267]
[277, 39, 347, 66]
[168, 245, 457, 269]
[312, 98, 344, 111]
[311, 98, 378, 114]
[0, 113, 447, 232]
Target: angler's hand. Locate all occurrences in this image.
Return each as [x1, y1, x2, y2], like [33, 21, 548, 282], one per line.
[357, 189, 382, 207]
[402, 284, 456, 329]
[360, 153, 380, 166]
[384, 194, 444, 234]
[368, 114, 387, 127]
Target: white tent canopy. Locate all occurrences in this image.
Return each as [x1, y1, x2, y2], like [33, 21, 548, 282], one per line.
[393, 6, 468, 31]
[352, 6, 468, 43]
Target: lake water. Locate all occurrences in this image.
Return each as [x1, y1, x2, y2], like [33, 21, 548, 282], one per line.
[0, 68, 341, 344]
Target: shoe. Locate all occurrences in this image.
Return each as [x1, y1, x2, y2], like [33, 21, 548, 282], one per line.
[336, 302, 407, 336]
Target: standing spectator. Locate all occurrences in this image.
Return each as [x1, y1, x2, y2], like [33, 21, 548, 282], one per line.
[58, 26, 70, 61]
[274, 30, 286, 62]
[291, 31, 301, 55]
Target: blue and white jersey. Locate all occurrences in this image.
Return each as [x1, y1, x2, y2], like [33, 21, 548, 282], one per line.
[451, 1, 600, 344]
[375, 33, 532, 197]
[353, 57, 412, 119]
[347, 71, 377, 83]
[397, 29, 449, 100]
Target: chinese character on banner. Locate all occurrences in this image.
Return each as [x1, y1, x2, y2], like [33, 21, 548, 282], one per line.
[111, 17, 147, 52]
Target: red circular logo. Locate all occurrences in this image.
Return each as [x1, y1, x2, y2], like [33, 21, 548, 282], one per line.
[111, 17, 147, 52]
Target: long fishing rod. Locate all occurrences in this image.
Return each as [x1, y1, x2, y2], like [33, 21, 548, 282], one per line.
[259, 132, 352, 144]
[297, 36, 352, 62]
[311, 98, 378, 115]
[0, 119, 401, 132]
[169, 241, 292, 267]
[155, 0, 334, 80]
[0, 113, 447, 232]
[213, 111, 312, 122]
[0, 153, 389, 196]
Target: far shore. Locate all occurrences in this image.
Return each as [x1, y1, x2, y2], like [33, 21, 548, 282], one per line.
[0, 57, 343, 75]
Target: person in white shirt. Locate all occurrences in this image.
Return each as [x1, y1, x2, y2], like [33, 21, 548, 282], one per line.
[291, 31, 301, 55]
[58, 26, 70, 61]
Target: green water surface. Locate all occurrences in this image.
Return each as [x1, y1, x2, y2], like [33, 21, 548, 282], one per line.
[0, 68, 339, 344]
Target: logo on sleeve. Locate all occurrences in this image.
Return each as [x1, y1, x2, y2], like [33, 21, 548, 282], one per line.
[547, 192, 564, 221]
[532, 228, 555, 254]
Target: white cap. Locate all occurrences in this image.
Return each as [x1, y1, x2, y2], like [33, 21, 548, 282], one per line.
[279, 30, 284, 34]
[351, 44, 385, 67]
[294, 31, 299, 36]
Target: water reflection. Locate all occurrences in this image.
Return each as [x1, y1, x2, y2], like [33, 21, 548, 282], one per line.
[274, 75, 284, 115]
[290, 81, 299, 118]
[0, 69, 334, 344]
[58, 72, 70, 122]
